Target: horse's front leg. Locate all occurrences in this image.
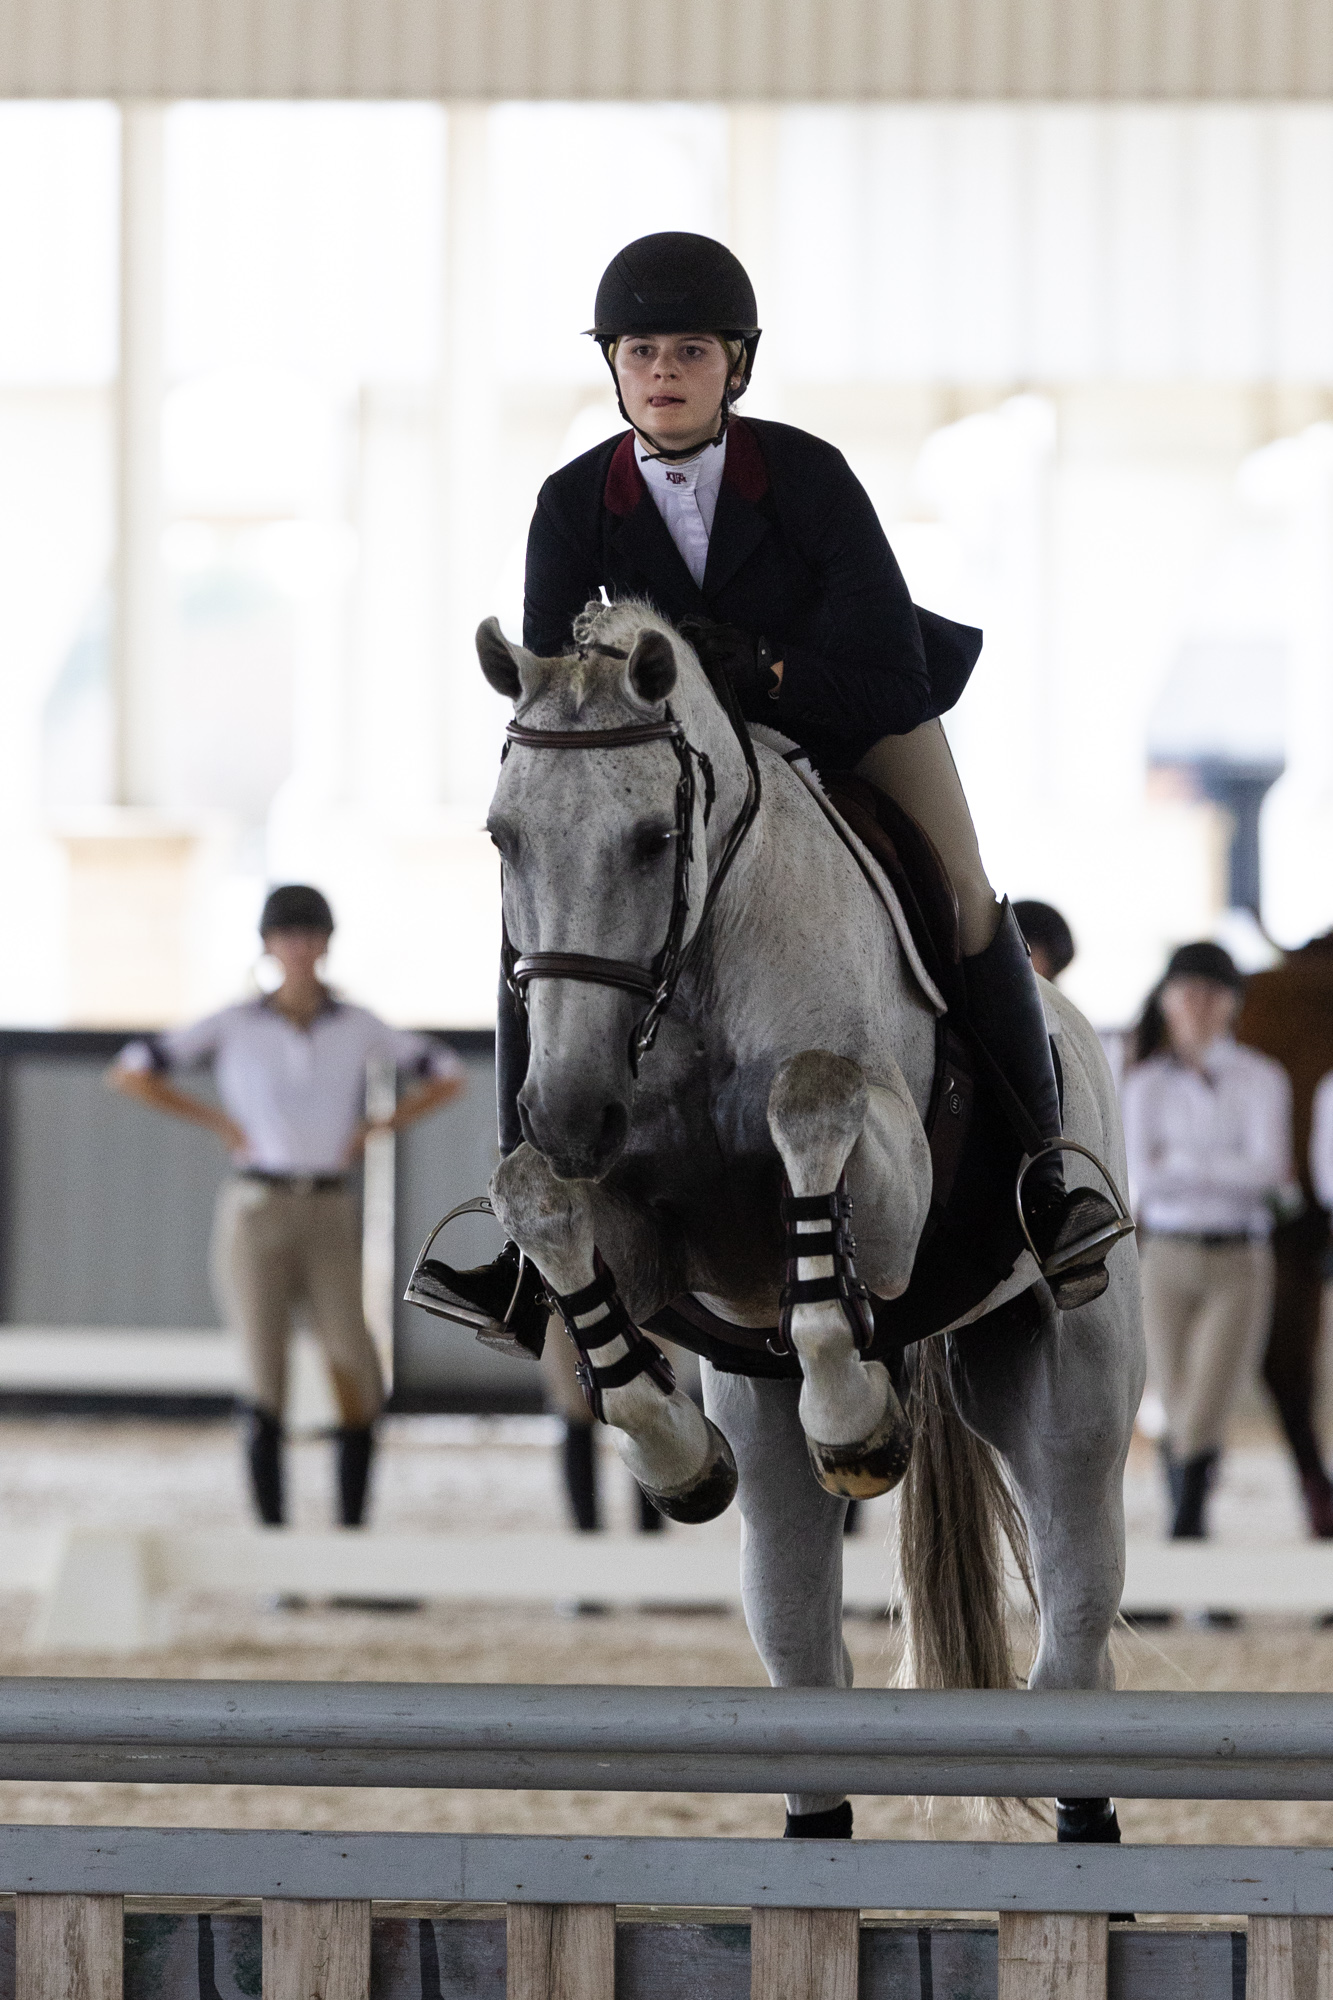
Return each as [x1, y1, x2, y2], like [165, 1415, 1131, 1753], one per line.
[767, 1050, 931, 1497]
[491, 1143, 737, 1521]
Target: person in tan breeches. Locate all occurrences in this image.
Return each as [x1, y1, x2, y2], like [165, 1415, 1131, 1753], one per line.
[111, 884, 464, 1528]
[211, 1180, 385, 1430]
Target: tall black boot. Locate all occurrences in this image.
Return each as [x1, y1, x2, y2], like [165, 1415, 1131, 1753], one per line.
[337, 1424, 376, 1528]
[244, 1407, 284, 1526]
[1159, 1440, 1185, 1523]
[563, 1421, 600, 1532]
[404, 967, 549, 1349]
[961, 901, 1133, 1309]
[1171, 1451, 1218, 1539]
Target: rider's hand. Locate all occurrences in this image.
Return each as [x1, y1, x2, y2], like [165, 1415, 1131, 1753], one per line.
[678, 618, 781, 707]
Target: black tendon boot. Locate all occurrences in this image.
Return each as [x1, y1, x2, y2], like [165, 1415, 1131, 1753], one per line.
[785, 1802, 853, 1839]
[337, 1425, 375, 1528]
[962, 902, 1133, 1309]
[562, 1421, 600, 1532]
[1171, 1451, 1218, 1539]
[548, 1261, 738, 1525]
[244, 1408, 284, 1526]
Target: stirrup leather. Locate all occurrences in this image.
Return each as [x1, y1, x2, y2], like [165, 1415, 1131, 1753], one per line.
[549, 1261, 676, 1423]
[777, 1176, 876, 1357]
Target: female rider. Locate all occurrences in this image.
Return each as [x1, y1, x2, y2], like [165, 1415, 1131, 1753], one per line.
[441, 231, 1128, 1339]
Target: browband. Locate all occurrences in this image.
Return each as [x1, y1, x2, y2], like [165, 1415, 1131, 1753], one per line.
[506, 719, 681, 752]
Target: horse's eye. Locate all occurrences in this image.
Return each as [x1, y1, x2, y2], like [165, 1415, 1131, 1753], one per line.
[634, 827, 676, 864]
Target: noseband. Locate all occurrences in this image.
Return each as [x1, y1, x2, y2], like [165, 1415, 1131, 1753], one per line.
[499, 645, 761, 1071]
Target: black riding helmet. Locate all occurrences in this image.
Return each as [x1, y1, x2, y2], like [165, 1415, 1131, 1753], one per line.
[260, 883, 334, 936]
[587, 232, 762, 457]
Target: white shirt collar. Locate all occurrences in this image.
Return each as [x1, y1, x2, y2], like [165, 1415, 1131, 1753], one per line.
[635, 431, 727, 505]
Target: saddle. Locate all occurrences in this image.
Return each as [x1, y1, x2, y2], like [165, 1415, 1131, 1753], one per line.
[645, 774, 1034, 1381]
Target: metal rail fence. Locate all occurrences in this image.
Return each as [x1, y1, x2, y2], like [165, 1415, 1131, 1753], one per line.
[1, 1680, 1331, 1998]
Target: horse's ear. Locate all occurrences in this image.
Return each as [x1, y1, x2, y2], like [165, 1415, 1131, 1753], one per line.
[476, 617, 523, 700]
[626, 629, 677, 704]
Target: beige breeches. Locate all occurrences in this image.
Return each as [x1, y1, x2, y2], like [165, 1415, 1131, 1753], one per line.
[1140, 1235, 1274, 1460]
[211, 1180, 385, 1427]
[855, 720, 1001, 956]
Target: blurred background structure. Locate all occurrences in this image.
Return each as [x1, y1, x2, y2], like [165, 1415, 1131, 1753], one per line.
[4, 3, 1333, 1042]
[2, 0, 1332, 1429]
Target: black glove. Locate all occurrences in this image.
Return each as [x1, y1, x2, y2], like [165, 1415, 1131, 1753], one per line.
[678, 617, 779, 709]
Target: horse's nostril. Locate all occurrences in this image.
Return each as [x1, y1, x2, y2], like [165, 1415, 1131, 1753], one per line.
[599, 1102, 630, 1157]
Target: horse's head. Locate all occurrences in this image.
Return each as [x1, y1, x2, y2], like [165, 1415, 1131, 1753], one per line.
[480, 601, 721, 1182]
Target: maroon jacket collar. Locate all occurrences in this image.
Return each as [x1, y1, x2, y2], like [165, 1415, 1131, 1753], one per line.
[603, 418, 769, 518]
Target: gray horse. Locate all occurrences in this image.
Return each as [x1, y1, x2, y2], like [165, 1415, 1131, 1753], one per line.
[477, 598, 1144, 1828]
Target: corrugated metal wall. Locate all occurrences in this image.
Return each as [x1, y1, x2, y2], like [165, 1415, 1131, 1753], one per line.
[0, 1034, 526, 1406]
[1, 0, 1331, 101]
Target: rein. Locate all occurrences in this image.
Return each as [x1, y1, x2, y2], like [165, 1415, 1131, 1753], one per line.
[499, 640, 762, 1071]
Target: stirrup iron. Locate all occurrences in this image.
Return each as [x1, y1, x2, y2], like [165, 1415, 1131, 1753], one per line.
[1014, 1141, 1135, 1277]
[404, 1196, 544, 1359]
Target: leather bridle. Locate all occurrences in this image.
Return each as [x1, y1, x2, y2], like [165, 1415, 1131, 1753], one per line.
[499, 643, 761, 1071]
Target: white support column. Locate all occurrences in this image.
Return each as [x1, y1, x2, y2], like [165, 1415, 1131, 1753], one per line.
[727, 109, 781, 417]
[59, 102, 209, 1025]
[439, 103, 501, 814]
[112, 101, 166, 811]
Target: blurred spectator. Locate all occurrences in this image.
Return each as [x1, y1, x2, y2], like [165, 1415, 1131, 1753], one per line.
[1013, 900, 1076, 983]
[1314, 1070, 1333, 1212]
[1123, 942, 1295, 1539]
[1237, 931, 1333, 1535]
[108, 884, 464, 1530]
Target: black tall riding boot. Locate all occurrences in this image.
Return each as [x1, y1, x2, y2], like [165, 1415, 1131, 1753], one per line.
[404, 969, 549, 1347]
[244, 1408, 284, 1526]
[563, 1421, 600, 1532]
[1171, 1451, 1218, 1539]
[337, 1424, 376, 1527]
[1159, 1440, 1185, 1523]
[961, 901, 1132, 1309]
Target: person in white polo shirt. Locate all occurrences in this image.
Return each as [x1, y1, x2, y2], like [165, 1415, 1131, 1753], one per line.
[108, 884, 465, 1528]
[1123, 941, 1296, 1540]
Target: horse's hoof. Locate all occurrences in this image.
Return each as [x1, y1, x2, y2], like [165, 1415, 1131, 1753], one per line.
[806, 1392, 913, 1499]
[639, 1419, 738, 1524]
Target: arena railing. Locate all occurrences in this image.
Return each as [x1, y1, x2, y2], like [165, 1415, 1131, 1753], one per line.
[3, 1678, 1328, 2000]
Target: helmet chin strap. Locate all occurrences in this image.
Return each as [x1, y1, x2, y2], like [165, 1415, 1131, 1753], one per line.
[601, 346, 734, 463]
[632, 404, 731, 464]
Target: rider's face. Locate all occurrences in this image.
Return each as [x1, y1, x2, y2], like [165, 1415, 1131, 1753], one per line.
[614, 333, 743, 452]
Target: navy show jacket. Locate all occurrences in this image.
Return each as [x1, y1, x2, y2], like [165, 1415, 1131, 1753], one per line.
[522, 415, 983, 772]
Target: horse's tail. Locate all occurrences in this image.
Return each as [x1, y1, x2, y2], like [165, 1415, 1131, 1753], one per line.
[897, 1339, 1036, 1691]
